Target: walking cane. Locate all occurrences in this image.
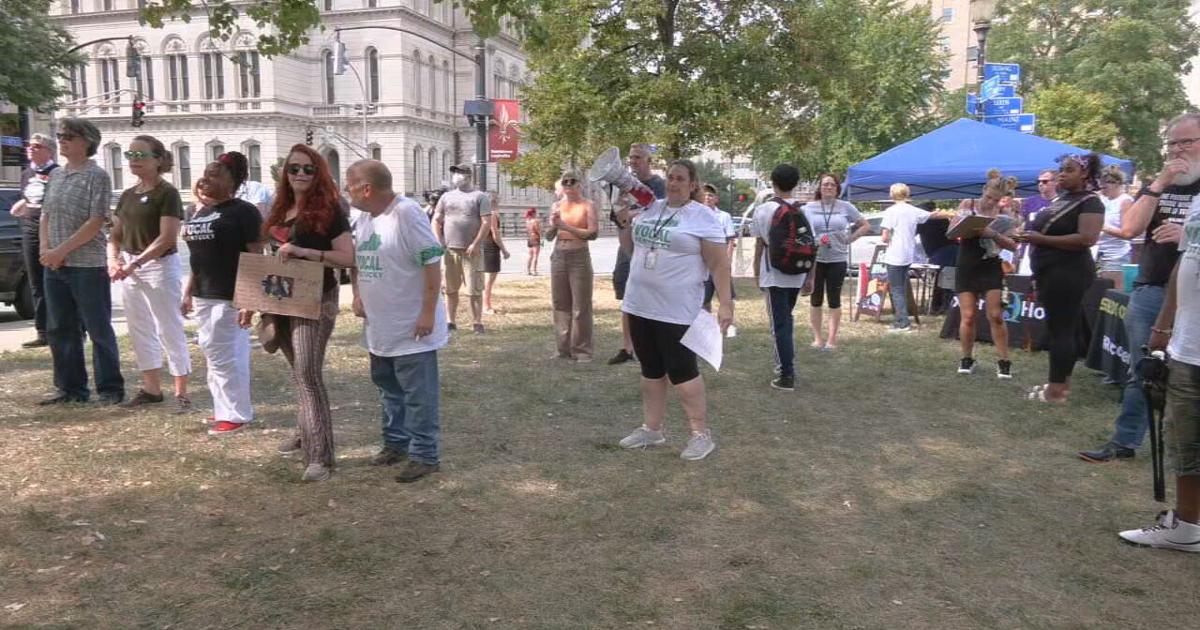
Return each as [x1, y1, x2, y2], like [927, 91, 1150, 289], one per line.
[1141, 349, 1169, 503]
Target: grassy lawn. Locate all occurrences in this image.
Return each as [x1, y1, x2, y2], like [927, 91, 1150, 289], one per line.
[2, 277, 1197, 629]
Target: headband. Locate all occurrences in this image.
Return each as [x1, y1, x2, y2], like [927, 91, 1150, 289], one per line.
[1057, 153, 1091, 170]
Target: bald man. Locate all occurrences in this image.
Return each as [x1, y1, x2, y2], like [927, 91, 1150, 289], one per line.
[345, 160, 447, 483]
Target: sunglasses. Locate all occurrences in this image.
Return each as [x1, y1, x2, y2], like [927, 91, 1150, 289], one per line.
[561, 179, 578, 186]
[55, 133, 79, 142]
[287, 164, 318, 176]
[1037, 179, 1054, 184]
[124, 150, 158, 160]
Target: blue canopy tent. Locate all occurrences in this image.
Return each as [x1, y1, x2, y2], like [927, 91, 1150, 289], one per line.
[844, 118, 1135, 201]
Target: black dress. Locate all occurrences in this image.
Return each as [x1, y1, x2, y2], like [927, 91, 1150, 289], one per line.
[955, 213, 1004, 294]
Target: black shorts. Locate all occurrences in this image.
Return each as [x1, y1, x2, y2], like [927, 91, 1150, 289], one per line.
[482, 240, 501, 273]
[955, 259, 1003, 294]
[613, 247, 631, 300]
[627, 313, 700, 385]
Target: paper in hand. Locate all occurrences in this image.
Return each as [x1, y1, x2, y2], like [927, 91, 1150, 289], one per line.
[681, 310, 723, 371]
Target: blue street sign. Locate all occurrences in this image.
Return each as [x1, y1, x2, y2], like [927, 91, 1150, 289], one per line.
[984, 114, 1036, 134]
[966, 93, 978, 115]
[983, 97, 1023, 116]
[984, 63, 1021, 86]
[980, 76, 1018, 101]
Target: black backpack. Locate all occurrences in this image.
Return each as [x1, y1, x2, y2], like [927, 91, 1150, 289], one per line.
[767, 197, 817, 275]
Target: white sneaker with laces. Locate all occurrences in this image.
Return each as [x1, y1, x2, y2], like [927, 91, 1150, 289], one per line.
[680, 431, 715, 461]
[1119, 510, 1200, 552]
[619, 426, 666, 449]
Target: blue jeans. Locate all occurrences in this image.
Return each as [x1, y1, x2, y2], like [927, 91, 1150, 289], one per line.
[1111, 284, 1165, 449]
[369, 350, 441, 464]
[765, 287, 800, 378]
[887, 264, 911, 328]
[44, 266, 124, 400]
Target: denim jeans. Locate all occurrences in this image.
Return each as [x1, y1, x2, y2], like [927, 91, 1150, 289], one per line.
[20, 219, 46, 335]
[765, 286, 800, 378]
[369, 350, 441, 464]
[1111, 284, 1165, 449]
[886, 264, 911, 328]
[44, 266, 124, 400]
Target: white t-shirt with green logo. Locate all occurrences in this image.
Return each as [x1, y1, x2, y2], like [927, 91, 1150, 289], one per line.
[622, 199, 728, 325]
[354, 196, 449, 357]
[1169, 198, 1200, 367]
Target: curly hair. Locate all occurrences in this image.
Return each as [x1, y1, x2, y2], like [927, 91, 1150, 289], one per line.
[216, 151, 249, 192]
[1056, 153, 1103, 191]
[982, 168, 1018, 198]
[264, 144, 341, 237]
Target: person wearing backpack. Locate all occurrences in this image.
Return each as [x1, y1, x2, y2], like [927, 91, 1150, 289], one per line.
[752, 164, 816, 391]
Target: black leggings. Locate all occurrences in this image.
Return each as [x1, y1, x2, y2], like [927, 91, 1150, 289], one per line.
[810, 261, 848, 308]
[628, 313, 700, 385]
[1036, 259, 1094, 383]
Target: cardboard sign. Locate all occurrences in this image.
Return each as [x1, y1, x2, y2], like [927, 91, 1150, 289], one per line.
[854, 245, 889, 320]
[946, 214, 994, 240]
[232, 253, 324, 319]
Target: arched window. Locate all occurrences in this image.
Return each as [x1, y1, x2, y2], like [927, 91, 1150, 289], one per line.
[243, 142, 262, 182]
[411, 146, 424, 192]
[366, 47, 380, 103]
[235, 34, 261, 99]
[323, 50, 335, 104]
[200, 39, 225, 100]
[509, 65, 521, 99]
[97, 44, 120, 103]
[370, 145, 382, 161]
[428, 148, 437, 192]
[107, 143, 123, 190]
[208, 141, 225, 162]
[164, 38, 189, 105]
[174, 143, 192, 190]
[428, 55, 437, 112]
[134, 41, 154, 106]
[326, 149, 341, 187]
[493, 59, 504, 99]
[412, 49, 423, 109]
[442, 150, 451, 184]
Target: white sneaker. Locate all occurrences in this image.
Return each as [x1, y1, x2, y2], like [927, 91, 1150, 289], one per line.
[680, 431, 715, 461]
[619, 426, 666, 449]
[726, 325, 738, 339]
[1119, 510, 1200, 552]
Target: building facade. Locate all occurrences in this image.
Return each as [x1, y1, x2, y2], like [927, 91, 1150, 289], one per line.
[45, 0, 553, 216]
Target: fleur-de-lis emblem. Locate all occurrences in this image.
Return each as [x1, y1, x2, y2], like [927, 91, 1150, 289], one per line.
[493, 103, 520, 143]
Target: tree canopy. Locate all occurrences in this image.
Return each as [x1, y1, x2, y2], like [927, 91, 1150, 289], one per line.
[0, 0, 81, 109]
[988, 0, 1199, 172]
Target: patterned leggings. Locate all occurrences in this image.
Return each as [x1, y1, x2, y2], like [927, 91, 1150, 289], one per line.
[280, 287, 339, 467]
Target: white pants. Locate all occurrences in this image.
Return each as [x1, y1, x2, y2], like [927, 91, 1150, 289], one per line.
[121, 252, 191, 376]
[194, 297, 253, 423]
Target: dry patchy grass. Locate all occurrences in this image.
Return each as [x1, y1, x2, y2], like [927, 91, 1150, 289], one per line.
[1, 277, 1198, 629]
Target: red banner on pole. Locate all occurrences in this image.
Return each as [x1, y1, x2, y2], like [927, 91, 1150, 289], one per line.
[488, 99, 521, 162]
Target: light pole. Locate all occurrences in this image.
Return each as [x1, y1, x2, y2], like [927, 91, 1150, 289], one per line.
[973, 20, 991, 120]
[334, 26, 491, 191]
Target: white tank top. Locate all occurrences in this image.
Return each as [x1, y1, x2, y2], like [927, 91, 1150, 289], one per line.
[1096, 193, 1132, 260]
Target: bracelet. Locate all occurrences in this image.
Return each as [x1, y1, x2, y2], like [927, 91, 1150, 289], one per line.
[1143, 188, 1163, 198]
[1151, 327, 1173, 335]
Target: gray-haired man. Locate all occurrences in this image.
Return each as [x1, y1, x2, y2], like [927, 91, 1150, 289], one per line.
[11, 133, 59, 347]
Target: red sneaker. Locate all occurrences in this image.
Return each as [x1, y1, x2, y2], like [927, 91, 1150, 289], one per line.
[207, 420, 246, 436]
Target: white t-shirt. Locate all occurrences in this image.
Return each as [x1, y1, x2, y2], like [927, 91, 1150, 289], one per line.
[354, 195, 450, 357]
[622, 200, 727, 325]
[1096, 193, 1133, 261]
[237, 180, 273, 210]
[880, 202, 932, 267]
[1168, 198, 1200, 366]
[750, 198, 808, 289]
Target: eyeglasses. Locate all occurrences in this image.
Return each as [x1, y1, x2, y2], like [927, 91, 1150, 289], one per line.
[124, 150, 158, 160]
[560, 178, 578, 186]
[287, 164, 318, 176]
[1165, 137, 1200, 150]
[55, 133, 79, 142]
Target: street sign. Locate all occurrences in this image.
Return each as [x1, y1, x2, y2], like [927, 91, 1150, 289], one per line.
[966, 93, 978, 116]
[984, 63, 1021, 86]
[984, 114, 1036, 134]
[983, 97, 1024, 117]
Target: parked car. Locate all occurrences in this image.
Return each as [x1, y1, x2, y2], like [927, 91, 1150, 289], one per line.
[847, 211, 930, 275]
[0, 187, 34, 319]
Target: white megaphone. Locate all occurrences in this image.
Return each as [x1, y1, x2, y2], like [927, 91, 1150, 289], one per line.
[588, 147, 656, 208]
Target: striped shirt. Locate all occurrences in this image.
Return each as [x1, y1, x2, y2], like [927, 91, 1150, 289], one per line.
[42, 159, 112, 268]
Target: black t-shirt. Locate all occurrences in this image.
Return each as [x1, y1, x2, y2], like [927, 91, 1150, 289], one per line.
[1135, 181, 1200, 287]
[1029, 191, 1104, 273]
[268, 210, 352, 292]
[182, 199, 263, 300]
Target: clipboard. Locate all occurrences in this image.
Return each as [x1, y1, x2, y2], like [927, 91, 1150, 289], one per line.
[946, 215, 994, 239]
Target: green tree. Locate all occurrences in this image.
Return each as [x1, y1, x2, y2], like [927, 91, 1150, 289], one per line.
[1026, 83, 1120, 152]
[988, 0, 1199, 171]
[0, 0, 81, 108]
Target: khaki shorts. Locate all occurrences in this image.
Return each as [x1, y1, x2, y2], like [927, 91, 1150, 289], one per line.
[444, 247, 483, 298]
[1166, 359, 1200, 477]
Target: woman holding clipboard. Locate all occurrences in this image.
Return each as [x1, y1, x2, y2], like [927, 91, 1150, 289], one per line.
[952, 170, 1019, 379]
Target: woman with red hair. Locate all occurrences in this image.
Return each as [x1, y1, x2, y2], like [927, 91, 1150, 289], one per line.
[243, 144, 354, 482]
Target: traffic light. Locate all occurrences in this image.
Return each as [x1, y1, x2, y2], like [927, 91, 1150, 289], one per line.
[126, 44, 141, 79]
[333, 39, 349, 76]
[131, 100, 146, 128]
[737, 193, 747, 202]
[305, 128, 314, 145]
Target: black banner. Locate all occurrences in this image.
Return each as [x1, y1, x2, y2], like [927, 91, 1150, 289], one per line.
[1084, 289, 1131, 382]
[940, 275, 1113, 352]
